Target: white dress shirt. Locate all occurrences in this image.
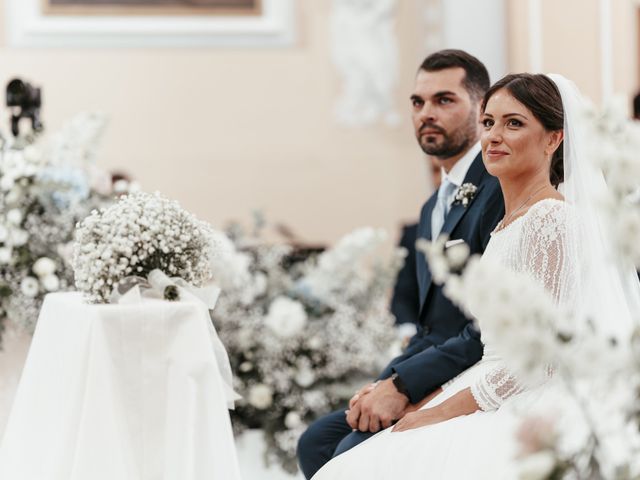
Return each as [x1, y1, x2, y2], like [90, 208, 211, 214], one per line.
[439, 141, 481, 202]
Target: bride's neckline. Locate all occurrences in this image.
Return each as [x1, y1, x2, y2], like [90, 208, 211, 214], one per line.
[492, 197, 565, 236]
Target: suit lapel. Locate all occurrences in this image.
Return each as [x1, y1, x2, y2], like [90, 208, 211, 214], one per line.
[439, 184, 485, 237]
[439, 152, 486, 236]
[418, 152, 487, 315]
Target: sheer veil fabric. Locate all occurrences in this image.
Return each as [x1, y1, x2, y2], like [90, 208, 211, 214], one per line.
[549, 73, 640, 340]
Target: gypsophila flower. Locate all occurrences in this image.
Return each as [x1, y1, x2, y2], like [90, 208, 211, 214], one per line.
[518, 451, 557, 480]
[33, 257, 56, 277]
[9, 229, 29, 247]
[517, 415, 558, 456]
[416, 236, 451, 284]
[41, 274, 60, 292]
[19, 277, 39, 297]
[298, 227, 388, 306]
[442, 254, 562, 385]
[248, 384, 274, 410]
[284, 411, 303, 429]
[6, 209, 23, 225]
[445, 242, 471, 269]
[582, 99, 640, 269]
[0, 248, 12, 264]
[0, 113, 113, 341]
[264, 296, 308, 338]
[72, 191, 215, 303]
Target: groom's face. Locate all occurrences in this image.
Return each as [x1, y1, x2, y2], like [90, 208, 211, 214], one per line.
[411, 68, 480, 161]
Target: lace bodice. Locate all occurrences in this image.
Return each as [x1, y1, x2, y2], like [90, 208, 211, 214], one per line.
[470, 198, 574, 411]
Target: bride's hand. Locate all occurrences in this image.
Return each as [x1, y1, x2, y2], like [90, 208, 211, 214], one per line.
[393, 387, 479, 432]
[391, 407, 447, 432]
[402, 387, 442, 415]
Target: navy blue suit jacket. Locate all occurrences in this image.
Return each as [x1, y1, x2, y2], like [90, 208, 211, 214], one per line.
[379, 153, 504, 403]
[390, 223, 419, 325]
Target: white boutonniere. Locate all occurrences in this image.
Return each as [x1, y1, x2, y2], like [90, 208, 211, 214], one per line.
[453, 183, 478, 207]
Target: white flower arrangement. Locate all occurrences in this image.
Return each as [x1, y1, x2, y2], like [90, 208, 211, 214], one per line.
[211, 221, 403, 472]
[0, 115, 116, 339]
[72, 191, 215, 303]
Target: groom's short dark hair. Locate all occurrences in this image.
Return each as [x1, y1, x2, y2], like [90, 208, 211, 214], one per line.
[419, 49, 490, 102]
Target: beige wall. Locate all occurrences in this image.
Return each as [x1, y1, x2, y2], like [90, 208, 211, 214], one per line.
[0, 1, 433, 245]
[612, 0, 639, 97]
[507, 0, 639, 105]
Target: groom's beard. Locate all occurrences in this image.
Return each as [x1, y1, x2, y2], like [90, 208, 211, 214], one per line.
[418, 110, 477, 159]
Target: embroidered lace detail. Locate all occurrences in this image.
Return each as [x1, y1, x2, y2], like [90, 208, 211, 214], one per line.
[473, 199, 573, 412]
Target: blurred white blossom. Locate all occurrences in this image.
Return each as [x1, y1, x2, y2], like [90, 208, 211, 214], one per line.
[284, 411, 302, 429]
[583, 99, 640, 269]
[248, 384, 274, 410]
[264, 296, 307, 338]
[518, 451, 557, 480]
[41, 274, 60, 292]
[299, 227, 390, 305]
[0, 247, 12, 264]
[19, 277, 39, 298]
[207, 229, 252, 292]
[32, 257, 56, 277]
[6, 209, 23, 225]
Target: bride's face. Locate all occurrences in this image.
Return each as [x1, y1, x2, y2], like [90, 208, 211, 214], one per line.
[480, 89, 559, 181]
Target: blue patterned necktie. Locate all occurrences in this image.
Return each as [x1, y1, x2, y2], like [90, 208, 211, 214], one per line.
[431, 178, 457, 239]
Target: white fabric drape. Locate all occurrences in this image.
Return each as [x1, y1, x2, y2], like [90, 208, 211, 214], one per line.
[0, 292, 242, 480]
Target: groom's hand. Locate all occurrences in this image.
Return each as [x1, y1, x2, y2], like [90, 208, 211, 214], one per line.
[346, 378, 409, 433]
[348, 382, 378, 409]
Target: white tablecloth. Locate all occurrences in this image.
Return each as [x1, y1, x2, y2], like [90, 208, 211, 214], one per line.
[0, 292, 242, 480]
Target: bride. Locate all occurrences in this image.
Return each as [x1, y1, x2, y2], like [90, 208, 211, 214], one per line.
[312, 73, 639, 479]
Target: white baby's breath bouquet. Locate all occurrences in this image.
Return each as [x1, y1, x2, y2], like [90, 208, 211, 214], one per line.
[72, 191, 215, 303]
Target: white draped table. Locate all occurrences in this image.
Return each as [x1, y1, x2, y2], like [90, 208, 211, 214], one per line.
[0, 292, 242, 480]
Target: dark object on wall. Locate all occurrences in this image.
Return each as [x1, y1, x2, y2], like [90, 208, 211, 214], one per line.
[44, 0, 260, 15]
[6, 79, 43, 137]
[50, 0, 255, 5]
[282, 245, 326, 270]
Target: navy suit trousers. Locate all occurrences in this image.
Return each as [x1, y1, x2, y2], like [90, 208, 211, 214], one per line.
[297, 409, 375, 479]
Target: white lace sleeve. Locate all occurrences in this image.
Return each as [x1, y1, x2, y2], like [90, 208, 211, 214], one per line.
[471, 201, 571, 411]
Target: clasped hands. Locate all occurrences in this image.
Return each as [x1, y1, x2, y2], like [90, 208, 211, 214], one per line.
[345, 380, 444, 434]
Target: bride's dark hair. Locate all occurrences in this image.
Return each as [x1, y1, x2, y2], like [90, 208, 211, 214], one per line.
[481, 73, 565, 188]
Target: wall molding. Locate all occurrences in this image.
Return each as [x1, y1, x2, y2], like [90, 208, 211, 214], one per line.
[5, 0, 295, 48]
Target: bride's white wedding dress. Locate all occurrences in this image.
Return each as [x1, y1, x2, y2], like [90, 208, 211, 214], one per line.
[313, 198, 574, 480]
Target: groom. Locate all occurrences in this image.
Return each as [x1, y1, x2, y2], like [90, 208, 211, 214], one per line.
[297, 49, 505, 478]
